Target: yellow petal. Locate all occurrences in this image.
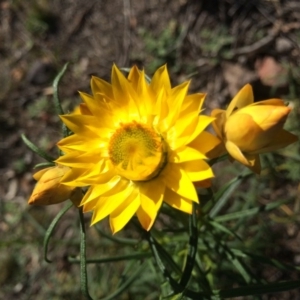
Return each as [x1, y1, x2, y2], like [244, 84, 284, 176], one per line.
[162, 81, 190, 132]
[180, 160, 214, 182]
[250, 99, 286, 107]
[169, 146, 207, 163]
[164, 187, 193, 214]
[167, 115, 214, 150]
[239, 104, 291, 132]
[79, 103, 93, 115]
[225, 140, 253, 166]
[33, 167, 53, 180]
[111, 65, 139, 118]
[59, 167, 87, 187]
[57, 134, 105, 153]
[91, 181, 133, 225]
[166, 113, 198, 148]
[79, 92, 115, 128]
[59, 115, 99, 138]
[136, 179, 165, 230]
[162, 163, 199, 202]
[82, 197, 98, 213]
[150, 64, 171, 94]
[80, 176, 121, 205]
[60, 161, 115, 186]
[109, 188, 140, 234]
[188, 131, 222, 158]
[136, 206, 153, 231]
[127, 65, 141, 90]
[91, 76, 114, 99]
[180, 93, 205, 117]
[166, 94, 205, 147]
[55, 151, 98, 168]
[185, 115, 215, 145]
[226, 84, 254, 118]
[153, 88, 169, 127]
[211, 109, 226, 138]
[224, 113, 260, 151]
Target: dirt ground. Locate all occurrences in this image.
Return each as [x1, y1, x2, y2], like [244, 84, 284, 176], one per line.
[1, 0, 300, 299]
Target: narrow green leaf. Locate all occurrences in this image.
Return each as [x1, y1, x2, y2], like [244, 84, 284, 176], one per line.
[232, 249, 300, 272]
[146, 232, 209, 299]
[68, 252, 152, 264]
[214, 240, 258, 285]
[53, 63, 69, 116]
[151, 235, 182, 276]
[215, 198, 293, 223]
[21, 134, 55, 162]
[34, 162, 55, 169]
[43, 202, 73, 263]
[208, 220, 242, 241]
[204, 173, 252, 217]
[52, 63, 73, 138]
[215, 280, 300, 298]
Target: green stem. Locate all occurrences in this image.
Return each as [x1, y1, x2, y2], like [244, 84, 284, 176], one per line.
[179, 203, 198, 287]
[79, 208, 93, 300]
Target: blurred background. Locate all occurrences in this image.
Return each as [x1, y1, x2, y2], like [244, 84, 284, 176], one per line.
[1, 0, 300, 299]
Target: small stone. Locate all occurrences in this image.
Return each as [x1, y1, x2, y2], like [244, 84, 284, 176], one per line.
[276, 37, 293, 53]
[255, 56, 288, 88]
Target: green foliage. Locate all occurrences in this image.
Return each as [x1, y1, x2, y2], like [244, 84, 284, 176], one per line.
[18, 63, 300, 300]
[25, 1, 58, 36]
[136, 21, 181, 74]
[198, 26, 234, 58]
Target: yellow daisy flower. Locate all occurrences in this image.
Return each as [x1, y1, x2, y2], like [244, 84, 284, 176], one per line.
[211, 84, 298, 173]
[56, 65, 220, 233]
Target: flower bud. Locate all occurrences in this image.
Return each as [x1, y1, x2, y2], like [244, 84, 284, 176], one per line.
[211, 84, 298, 173]
[28, 165, 81, 206]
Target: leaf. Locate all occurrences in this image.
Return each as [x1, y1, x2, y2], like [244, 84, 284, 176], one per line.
[203, 173, 252, 217]
[215, 280, 300, 298]
[52, 63, 69, 116]
[43, 202, 73, 263]
[21, 134, 55, 162]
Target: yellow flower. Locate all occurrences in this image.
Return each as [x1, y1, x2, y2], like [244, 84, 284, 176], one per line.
[211, 84, 298, 173]
[56, 65, 220, 233]
[28, 165, 82, 206]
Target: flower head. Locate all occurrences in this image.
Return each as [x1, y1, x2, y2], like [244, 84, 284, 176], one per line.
[211, 84, 298, 173]
[28, 165, 82, 206]
[56, 65, 220, 233]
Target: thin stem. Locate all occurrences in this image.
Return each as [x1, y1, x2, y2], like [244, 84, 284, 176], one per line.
[79, 208, 93, 300]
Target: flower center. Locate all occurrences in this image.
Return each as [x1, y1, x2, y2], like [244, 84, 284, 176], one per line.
[109, 121, 167, 181]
